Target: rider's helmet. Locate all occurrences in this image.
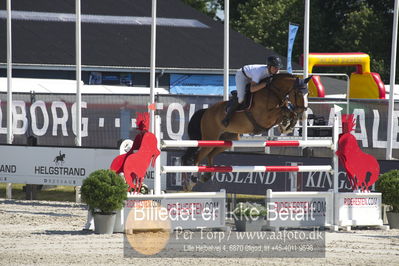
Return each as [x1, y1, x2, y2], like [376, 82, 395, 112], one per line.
[267, 55, 283, 68]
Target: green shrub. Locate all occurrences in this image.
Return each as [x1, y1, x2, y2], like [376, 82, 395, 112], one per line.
[233, 202, 268, 218]
[376, 170, 399, 212]
[81, 169, 128, 214]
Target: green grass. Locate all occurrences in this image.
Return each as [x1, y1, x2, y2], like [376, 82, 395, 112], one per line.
[0, 184, 76, 202]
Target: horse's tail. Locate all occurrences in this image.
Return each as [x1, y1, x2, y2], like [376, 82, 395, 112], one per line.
[188, 109, 206, 140]
[182, 108, 206, 165]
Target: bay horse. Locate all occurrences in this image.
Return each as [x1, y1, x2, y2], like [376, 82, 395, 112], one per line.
[182, 73, 311, 188]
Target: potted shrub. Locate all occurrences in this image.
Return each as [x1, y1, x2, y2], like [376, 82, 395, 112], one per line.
[81, 169, 128, 234]
[233, 202, 267, 231]
[376, 169, 399, 229]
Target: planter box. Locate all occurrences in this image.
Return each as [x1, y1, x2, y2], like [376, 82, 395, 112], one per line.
[94, 213, 116, 234]
[234, 217, 265, 231]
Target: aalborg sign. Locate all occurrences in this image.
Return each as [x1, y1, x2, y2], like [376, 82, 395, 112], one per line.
[0, 145, 118, 186]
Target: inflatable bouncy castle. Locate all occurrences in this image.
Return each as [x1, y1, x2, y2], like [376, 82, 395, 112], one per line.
[304, 53, 385, 99]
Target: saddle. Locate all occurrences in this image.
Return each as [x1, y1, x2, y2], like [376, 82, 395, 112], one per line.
[225, 76, 274, 113]
[225, 89, 253, 112]
[224, 81, 296, 135]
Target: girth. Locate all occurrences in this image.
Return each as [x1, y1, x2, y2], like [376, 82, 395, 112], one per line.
[244, 110, 270, 135]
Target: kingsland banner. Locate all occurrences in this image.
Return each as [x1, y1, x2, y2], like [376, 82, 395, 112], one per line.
[0, 93, 398, 159]
[166, 151, 399, 194]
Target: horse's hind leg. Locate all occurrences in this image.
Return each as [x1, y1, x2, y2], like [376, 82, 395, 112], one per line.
[191, 146, 217, 186]
[207, 132, 240, 165]
[194, 147, 215, 166]
[194, 129, 222, 166]
[182, 147, 198, 165]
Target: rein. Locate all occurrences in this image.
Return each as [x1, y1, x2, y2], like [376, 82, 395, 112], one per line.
[266, 76, 297, 109]
[244, 75, 306, 134]
[268, 83, 294, 107]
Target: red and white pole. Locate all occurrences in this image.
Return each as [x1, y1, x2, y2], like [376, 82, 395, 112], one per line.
[161, 165, 332, 174]
[161, 139, 333, 148]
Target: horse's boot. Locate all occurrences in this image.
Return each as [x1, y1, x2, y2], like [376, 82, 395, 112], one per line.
[222, 98, 239, 127]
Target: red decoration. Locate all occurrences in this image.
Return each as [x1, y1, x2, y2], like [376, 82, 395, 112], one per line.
[136, 112, 149, 131]
[336, 114, 380, 191]
[110, 112, 160, 193]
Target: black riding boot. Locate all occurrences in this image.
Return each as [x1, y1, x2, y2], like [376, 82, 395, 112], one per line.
[221, 98, 240, 127]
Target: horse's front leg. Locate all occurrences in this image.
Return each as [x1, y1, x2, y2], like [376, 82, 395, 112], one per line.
[194, 147, 214, 166]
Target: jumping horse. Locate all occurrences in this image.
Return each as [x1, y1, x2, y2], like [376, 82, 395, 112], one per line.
[182, 73, 311, 189]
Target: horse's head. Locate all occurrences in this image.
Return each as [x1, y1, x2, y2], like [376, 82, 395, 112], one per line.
[265, 74, 311, 134]
[264, 74, 310, 112]
[289, 75, 312, 115]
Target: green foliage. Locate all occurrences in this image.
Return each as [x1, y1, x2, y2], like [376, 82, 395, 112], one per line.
[233, 202, 267, 217]
[232, 0, 300, 50]
[81, 170, 128, 214]
[181, 0, 221, 19]
[376, 170, 399, 212]
[186, 1, 397, 82]
[223, 0, 395, 83]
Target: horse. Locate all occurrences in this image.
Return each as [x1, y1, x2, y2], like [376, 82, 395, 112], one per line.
[54, 151, 66, 165]
[182, 73, 311, 188]
[110, 131, 160, 193]
[336, 114, 380, 191]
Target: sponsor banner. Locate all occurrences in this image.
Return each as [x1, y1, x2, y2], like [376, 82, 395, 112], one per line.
[1, 93, 399, 159]
[124, 194, 225, 230]
[0, 94, 220, 147]
[266, 197, 329, 227]
[335, 192, 382, 226]
[170, 74, 236, 95]
[0, 145, 117, 185]
[166, 151, 399, 195]
[0, 144, 167, 189]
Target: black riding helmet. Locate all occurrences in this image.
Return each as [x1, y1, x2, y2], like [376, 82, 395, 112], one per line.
[267, 55, 282, 68]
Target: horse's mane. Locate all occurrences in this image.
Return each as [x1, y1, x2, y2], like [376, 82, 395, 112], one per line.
[258, 73, 296, 91]
[271, 73, 296, 80]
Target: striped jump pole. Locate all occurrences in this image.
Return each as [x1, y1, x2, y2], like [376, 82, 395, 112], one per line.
[161, 139, 333, 149]
[161, 165, 332, 174]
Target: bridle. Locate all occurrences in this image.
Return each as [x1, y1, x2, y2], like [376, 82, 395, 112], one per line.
[266, 74, 306, 112]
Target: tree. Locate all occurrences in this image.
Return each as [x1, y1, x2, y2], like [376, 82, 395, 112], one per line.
[181, 0, 221, 20]
[229, 0, 395, 83]
[184, 0, 396, 83]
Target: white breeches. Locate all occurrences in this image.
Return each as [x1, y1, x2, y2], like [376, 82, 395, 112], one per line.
[235, 69, 250, 103]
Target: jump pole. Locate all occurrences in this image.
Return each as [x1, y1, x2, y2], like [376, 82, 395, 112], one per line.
[161, 139, 333, 148]
[154, 105, 340, 192]
[162, 165, 332, 174]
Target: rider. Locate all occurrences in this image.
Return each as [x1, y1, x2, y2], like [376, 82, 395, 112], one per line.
[221, 55, 282, 127]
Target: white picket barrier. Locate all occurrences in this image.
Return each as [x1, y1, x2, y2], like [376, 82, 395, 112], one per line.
[266, 189, 335, 229]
